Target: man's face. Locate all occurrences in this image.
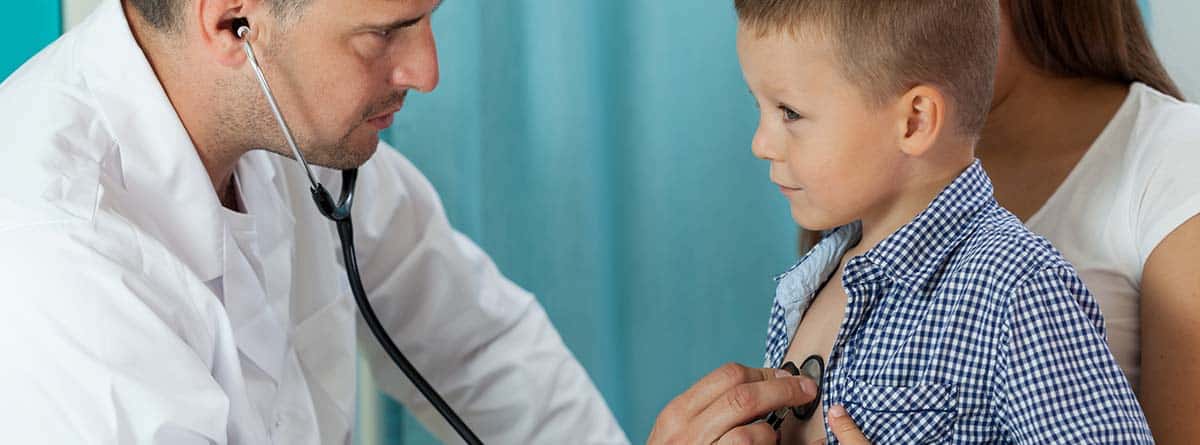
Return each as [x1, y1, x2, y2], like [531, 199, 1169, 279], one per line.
[246, 0, 441, 169]
[737, 25, 907, 231]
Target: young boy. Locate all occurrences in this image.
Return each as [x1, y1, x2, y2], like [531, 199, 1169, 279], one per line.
[735, 1, 1153, 443]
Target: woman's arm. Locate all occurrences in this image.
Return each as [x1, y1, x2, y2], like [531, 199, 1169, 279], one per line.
[1138, 214, 1200, 443]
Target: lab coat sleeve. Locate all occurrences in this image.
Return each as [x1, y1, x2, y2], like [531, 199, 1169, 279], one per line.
[348, 147, 628, 444]
[0, 223, 231, 444]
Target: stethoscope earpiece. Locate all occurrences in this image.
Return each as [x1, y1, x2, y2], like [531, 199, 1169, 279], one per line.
[232, 17, 250, 39]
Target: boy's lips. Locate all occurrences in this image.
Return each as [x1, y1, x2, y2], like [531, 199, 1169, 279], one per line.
[770, 173, 802, 192]
[774, 181, 803, 193]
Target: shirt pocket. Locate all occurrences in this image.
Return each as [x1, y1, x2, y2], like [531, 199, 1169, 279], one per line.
[841, 378, 959, 444]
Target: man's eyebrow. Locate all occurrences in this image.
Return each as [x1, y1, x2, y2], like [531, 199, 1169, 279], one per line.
[364, 1, 445, 31]
[364, 15, 422, 31]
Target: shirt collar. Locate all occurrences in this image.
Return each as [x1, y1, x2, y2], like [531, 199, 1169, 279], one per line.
[845, 160, 995, 286]
[78, 0, 226, 281]
[775, 223, 861, 304]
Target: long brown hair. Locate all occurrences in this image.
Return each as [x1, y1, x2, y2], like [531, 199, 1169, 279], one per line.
[1006, 0, 1184, 100]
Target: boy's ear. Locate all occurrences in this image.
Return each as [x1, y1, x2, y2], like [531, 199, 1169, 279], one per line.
[196, 0, 264, 67]
[896, 85, 946, 157]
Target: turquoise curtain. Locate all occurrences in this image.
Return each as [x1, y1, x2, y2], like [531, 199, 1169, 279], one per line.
[380, 0, 797, 442]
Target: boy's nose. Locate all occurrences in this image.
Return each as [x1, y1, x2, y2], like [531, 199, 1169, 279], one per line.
[751, 125, 783, 162]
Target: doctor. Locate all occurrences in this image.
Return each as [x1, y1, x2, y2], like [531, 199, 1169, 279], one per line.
[0, 0, 626, 443]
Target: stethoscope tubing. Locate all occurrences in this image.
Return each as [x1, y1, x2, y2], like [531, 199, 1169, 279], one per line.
[237, 23, 483, 445]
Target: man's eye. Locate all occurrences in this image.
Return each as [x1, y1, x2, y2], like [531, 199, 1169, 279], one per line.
[779, 106, 801, 122]
[374, 29, 394, 39]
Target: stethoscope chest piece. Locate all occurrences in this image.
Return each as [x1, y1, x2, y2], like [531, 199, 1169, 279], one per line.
[763, 354, 826, 430]
[790, 354, 824, 420]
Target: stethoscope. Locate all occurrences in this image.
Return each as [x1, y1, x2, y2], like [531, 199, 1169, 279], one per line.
[762, 355, 825, 430]
[234, 19, 483, 444]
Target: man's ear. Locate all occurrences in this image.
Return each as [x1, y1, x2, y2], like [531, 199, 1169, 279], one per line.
[895, 85, 946, 157]
[196, 0, 264, 67]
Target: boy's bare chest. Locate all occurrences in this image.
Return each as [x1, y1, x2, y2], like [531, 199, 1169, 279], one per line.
[780, 271, 848, 443]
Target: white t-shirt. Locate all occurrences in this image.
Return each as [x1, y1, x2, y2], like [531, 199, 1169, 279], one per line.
[1025, 82, 1200, 390]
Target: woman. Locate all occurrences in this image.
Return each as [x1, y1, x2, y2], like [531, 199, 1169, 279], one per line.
[980, 1, 1199, 441]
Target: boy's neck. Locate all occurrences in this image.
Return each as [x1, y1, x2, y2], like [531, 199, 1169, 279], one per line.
[846, 153, 975, 259]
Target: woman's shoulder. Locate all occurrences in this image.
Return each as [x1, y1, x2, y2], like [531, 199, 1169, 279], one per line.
[1126, 83, 1200, 154]
[1090, 82, 1200, 186]
[1115, 83, 1200, 264]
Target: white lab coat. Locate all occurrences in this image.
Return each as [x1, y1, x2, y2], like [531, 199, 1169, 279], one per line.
[0, 1, 627, 444]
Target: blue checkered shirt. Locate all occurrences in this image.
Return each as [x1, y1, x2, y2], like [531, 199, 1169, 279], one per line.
[764, 161, 1152, 443]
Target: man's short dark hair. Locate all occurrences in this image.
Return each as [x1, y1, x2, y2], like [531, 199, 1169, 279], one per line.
[128, 0, 311, 33]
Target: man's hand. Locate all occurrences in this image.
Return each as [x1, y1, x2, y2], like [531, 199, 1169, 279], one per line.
[648, 362, 818, 445]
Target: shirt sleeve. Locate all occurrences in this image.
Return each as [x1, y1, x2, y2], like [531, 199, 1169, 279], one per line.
[348, 147, 628, 444]
[0, 225, 228, 444]
[997, 265, 1153, 444]
[1132, 102, 1200, 269]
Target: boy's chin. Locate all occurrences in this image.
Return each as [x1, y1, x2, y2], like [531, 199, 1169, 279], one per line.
[791, 207, 850, 232]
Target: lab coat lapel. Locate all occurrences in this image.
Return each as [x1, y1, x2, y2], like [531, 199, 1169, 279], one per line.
[221, 221, 289, 384]
[239, 151, 297, 329]
[222, 152, 301, 386]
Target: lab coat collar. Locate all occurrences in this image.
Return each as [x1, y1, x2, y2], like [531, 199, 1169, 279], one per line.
[78, 0, 225, 282]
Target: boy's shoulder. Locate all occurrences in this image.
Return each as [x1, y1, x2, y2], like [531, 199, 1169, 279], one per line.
[942, 204, 1079, 299]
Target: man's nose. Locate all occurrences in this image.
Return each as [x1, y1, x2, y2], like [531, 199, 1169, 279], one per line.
[389, 24, 440, 93]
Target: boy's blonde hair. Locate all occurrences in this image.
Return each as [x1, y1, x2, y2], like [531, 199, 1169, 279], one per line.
[735, 0, 999, 138]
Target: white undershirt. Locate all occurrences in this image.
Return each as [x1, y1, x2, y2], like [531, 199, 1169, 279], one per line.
[1025, 83, 1200, 390]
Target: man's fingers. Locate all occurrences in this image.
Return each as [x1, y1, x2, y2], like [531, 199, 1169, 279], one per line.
[667, 363, 780, 419]
[828, 405, 872, 444]
[694, 374, 819, 441]
[715, 421, 778, 445]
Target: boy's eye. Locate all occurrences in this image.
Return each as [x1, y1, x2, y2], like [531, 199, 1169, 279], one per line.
[779, 106, 802, 122]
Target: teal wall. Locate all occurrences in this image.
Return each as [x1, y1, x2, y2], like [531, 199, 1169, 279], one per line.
[1, 3, 60, 80]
